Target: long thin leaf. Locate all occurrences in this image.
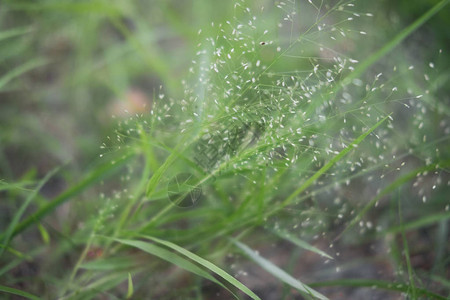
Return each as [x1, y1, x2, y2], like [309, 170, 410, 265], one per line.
[271, 230, 333, 260]
[0, 285, 40, 300]
[0, 58, 48, 90]
[0, 26, 32, 42]
[126, 273, 133, 299]
[383, 211, 450, 235]
[233, 240, 328, 300]
[142, 236, 261, 300]
[80, 257, 138, 271]
[1, 166, 60, 256]
[112, 238, 234, 297]
[281, 115, 389, 209]
[5, 151, 134, 239]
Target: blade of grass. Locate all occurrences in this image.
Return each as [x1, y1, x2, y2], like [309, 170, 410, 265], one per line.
[233, 239, 328, 300]
[112, 238, 237, 298]
[5, 150, 135, 239]
[0, 58, 48, 90]
[62, 271, 127, 300]
[270, 229, 333, 260]
[37, 223, 50, 245]
[398, 189, 417, 299]
[1, 166, 60, 257]
[141, 236, 261, 300]
[0, 26, 32, 42]
[0, 285, 40, 300]
[280, 115, 389, 209]
[383, 211, 450, 235]
[126, 273, 133, 299]
[0, 243, 32, 260]
[80, 257, 138, 271]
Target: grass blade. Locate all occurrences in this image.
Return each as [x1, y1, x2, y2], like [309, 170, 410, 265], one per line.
[383, 211, 450, 235]
[271, 230, 333, 260]
[126, 273, 133, 299]
[5, 151, 134, 239]
[0, 58, 48, 90]
[281, 115, 389, 208]
[112, 238, 235, 297]
[142, 236, 261, 300]
[233, 240, 328, 300]
[0, 26, 32, 42]
[0, 285, 40, 300]
[1, 166, 60, 256]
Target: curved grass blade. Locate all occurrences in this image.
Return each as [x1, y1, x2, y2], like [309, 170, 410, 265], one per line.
[0, 58, 48, 90]
[233, 240, 328, 300]
[271, 230, 333, 260]
[0, 285, 40, 300]
[141, 236, 261, 300]
[281, 115, 389, 209]
[112, 238, 237, 298]
[308, 279, 447, 300]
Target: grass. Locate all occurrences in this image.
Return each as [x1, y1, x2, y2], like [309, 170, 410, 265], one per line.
[1, 0, 449, 299]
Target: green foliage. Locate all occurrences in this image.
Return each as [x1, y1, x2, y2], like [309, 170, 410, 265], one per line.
[1, 0, 449, 299]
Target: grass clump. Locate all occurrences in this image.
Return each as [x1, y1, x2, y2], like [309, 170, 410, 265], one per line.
[1, 0, 449, 299]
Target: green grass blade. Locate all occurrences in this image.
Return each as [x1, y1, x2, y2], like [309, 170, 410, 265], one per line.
[0, 58, 48, 90]
[37, 223, 50, 245]
[233, 240, 328, 300]
[281, 115, 389, 208]
[142, 236, 261, 300]
[0, 243, 32, 260]
[112, 238, 234, 297]
[0, 26, 32, 42]
[271, 230, 333, 260]
[0, 285, 40, 300]
[1, 166, 60, 256]
[80, 257, 138, 271]
[126, 273, 133, 299]
[6, 151, 135, 239]
[398, 192, 417, 299]
[384, 211, 450, 235]
[309, 279, 447, 300]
